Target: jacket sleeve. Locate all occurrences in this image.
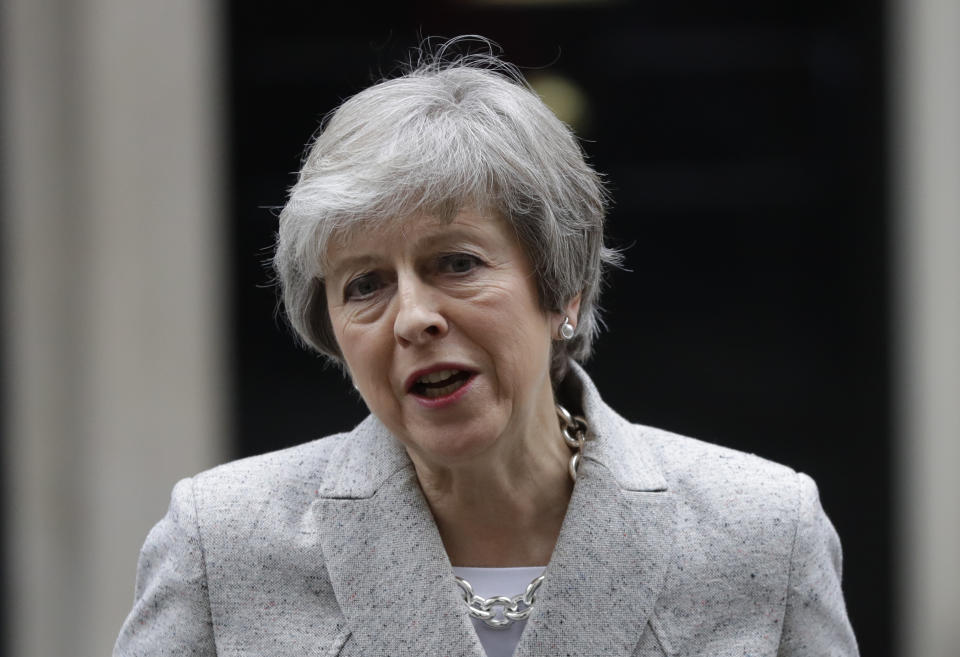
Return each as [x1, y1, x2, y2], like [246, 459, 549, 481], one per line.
[777, 473, 859, 656]
[114, 478, 217, 656]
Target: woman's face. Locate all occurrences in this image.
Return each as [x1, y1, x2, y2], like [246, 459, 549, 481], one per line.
[324, 208, 575, 468]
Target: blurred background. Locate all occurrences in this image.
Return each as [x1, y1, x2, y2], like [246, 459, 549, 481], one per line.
[2, 1, 957, 656]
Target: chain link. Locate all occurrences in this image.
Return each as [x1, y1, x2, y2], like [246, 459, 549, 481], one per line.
[556, 404, 591, 481]
[454, 575, 545, 629]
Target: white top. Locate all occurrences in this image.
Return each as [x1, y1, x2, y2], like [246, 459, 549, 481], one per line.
[452, 566, 546, 657]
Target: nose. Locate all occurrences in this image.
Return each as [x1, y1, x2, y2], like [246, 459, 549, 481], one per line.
[393, 274, 448, 346]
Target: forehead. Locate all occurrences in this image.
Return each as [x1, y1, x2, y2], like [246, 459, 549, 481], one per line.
[322, 208, 513, 275]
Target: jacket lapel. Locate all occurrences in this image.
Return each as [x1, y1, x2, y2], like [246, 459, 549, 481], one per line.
[514, 458, 676, 656]
[312, 415, 486, 657]
[515, 364, 677, 656]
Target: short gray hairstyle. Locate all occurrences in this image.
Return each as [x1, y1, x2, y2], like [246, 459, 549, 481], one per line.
[274, 39, 620, 384]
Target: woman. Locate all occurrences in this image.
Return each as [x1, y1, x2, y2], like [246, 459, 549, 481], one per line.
[115, 42, 859, 656]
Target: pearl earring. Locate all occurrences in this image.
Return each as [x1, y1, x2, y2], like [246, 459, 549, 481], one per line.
[558, 316, 575, 340]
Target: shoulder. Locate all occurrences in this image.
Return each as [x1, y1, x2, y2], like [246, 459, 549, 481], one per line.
[571, 364, 804, 516]
[195, 429, 349, 487]
[184, 430, 352, 533]
[120, 431, 359, 654]
[173, 432, 354, 611]
[588, 397, 811, 561]
[620, 424, 857, 653]
[621, 423, 809, 585]
[602, 420, 809, 572]
[636, 423, 804, 516]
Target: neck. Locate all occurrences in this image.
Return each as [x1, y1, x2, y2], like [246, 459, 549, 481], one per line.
[409, 400, 574, 567]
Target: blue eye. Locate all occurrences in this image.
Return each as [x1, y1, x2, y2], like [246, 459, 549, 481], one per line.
[344, 274, 382, 301]
[441, 253, 481, 274]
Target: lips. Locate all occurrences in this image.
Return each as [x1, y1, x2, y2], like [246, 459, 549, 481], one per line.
[405, 365, 476, 399]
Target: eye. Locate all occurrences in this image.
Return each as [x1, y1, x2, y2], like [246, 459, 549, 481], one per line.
[343, 273, 383, 301]
[439, 253, 482, 274]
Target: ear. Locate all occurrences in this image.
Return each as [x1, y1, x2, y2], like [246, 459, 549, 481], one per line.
[565, 293, 582, 324]
[554, 292, 583, 331]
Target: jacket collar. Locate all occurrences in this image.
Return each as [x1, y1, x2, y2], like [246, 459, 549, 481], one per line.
[560, 360, 668, 492]
[312, 363, 675, 656]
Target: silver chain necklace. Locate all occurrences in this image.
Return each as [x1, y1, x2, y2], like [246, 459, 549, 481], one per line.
[454, 573, 545, 629]
[452, 404, 590, 629]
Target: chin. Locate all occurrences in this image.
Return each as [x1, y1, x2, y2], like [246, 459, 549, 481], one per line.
[403, 419, 504, 466]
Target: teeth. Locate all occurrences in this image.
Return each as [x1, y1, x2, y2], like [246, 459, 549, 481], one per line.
[422, 379, 466, 398]
[417, 369, 459, 384]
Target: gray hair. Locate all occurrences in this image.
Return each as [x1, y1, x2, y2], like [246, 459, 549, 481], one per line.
[274, 39, 620, 384]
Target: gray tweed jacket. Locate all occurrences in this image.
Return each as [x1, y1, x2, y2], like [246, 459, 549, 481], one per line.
[115, 364, 859, 656]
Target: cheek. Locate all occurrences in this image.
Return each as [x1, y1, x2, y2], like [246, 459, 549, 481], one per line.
[482, 304, 553, 383]
[334, 321, 389, 383]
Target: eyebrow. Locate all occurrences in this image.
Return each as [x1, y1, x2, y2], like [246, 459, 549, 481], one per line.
[325, 254, 379, 283]
[326, 227, 487, 281]
[413, 228, 485, 252]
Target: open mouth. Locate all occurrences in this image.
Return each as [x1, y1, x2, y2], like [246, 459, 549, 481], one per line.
[409, 369, 474, 399]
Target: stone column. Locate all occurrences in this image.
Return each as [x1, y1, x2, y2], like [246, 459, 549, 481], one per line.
[1, 1, 227, 655]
